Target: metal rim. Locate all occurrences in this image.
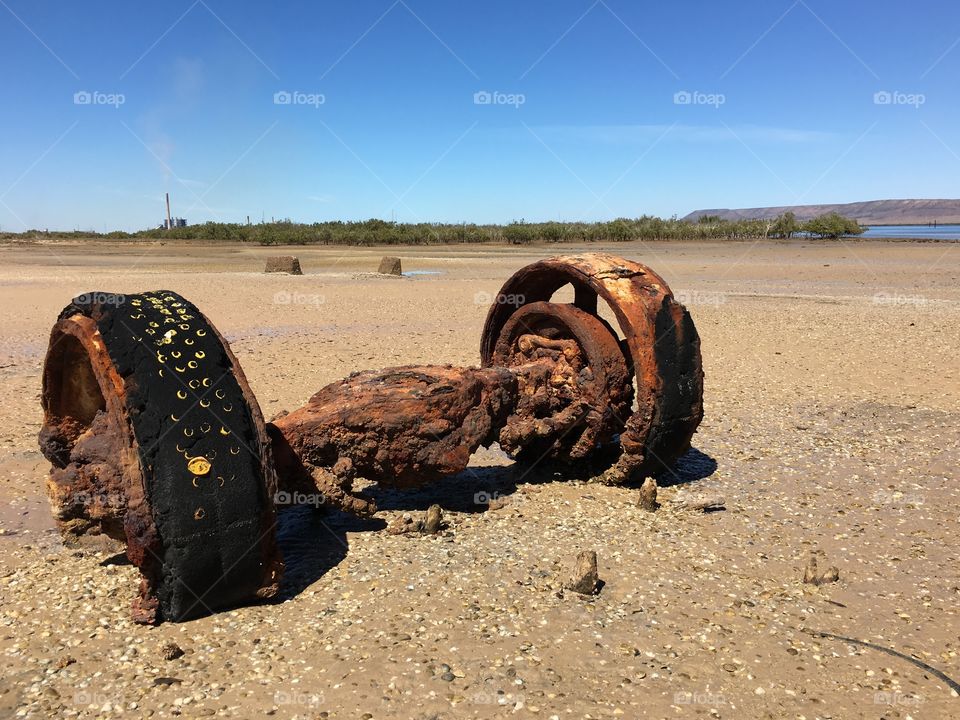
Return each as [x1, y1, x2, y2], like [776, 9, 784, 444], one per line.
[480, 253, 704, 482]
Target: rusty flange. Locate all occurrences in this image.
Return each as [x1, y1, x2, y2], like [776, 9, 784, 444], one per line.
[480, 253, 704, 483]
[39, 291, 282, 623]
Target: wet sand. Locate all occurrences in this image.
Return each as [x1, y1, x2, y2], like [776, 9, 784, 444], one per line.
[0, 239, 958, 718]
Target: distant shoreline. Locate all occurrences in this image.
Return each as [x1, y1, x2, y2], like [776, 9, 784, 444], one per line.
[2, 235, 956, 248]
[862, 222, 960, 227]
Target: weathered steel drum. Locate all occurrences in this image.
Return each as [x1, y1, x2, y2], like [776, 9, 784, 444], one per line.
[39, 291, 282, 623]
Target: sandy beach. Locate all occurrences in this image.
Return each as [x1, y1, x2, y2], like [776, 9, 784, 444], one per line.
[0, 238, 958, 719]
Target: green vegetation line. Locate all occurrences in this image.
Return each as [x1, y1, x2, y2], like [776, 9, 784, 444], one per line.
[1, 212, 864, 244]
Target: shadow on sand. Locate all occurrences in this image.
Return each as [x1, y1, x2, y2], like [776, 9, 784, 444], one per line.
[276, 446, 717, 598]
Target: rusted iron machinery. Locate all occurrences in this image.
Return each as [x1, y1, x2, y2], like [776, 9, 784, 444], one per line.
[39, 253, 703, 622]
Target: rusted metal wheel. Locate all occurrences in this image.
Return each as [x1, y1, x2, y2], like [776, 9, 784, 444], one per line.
[489, 301, 633, 464]
[39, 291, 282, 623]
[481, 253, 704, 483]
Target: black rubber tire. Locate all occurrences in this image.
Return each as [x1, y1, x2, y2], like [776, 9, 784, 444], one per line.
[45, 290, 282, 621]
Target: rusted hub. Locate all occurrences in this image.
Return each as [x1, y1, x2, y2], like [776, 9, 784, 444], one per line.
[490, 301, 633, 463]
[39, 291, 282, 623]
[480, 253, 704, 483]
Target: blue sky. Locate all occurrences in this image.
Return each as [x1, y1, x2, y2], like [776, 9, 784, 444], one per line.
[1, 0, 958, 231]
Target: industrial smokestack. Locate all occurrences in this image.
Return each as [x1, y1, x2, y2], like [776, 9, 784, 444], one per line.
[165, 193, 172, 230]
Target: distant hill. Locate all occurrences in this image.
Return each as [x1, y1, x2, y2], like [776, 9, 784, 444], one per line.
[682, 199, 960, 225]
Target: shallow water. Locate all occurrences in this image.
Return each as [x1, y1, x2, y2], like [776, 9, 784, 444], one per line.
[860, 224, 960, 240]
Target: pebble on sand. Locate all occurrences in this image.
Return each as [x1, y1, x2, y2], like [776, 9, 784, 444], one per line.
[160, 642, 185, 661]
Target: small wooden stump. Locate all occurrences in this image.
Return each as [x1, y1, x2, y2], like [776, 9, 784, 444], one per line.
[802, 554, 840, 586]
[638, 477, 659, 512]
[378, 256, 402, 276]
[566, 550, 600, 595]
[423, 504, 443, 534]
[265, 256, 303, 275]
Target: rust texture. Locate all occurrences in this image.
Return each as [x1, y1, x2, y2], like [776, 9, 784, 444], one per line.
[480, 253, 704, 484]
[40, 292, 282, 624]
[270, 365, 517, 515]
[39, 253, 703, 622]
[491, 301, 633, 465]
